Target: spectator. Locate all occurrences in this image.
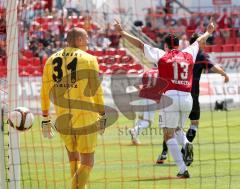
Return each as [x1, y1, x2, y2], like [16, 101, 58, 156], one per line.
[96, 33, 111, 49]
[155, 7, 165, 29]
[35, 42, 47, 62]
[195, 21, 205, 34]
[174, 19, 186, 37]
[155, 34, 164, 49]
[217, 8, 230, 38]
[107, 29, 121, 48]
[55, 0, 63, 10]
[65, 0, 81, 17]
[179, 33, 190, 50]
[0, 8, 6, 45]
[145, 8, 154, 29]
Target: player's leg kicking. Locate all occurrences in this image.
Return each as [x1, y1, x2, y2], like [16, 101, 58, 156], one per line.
[129, 99, 155, 145]
[186, 95, 200, 142]
[157, 94, 198, 166]
[158, 90, 193, 178]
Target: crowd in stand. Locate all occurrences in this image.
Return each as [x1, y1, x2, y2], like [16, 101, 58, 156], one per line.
[0, 0, 121, 66]
[142, 6, 240, 48]
[1, 1, 240, 67]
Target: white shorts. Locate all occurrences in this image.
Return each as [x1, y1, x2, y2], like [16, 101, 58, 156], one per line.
[159, 90, 192, 129]
[137, 99, 155, 122]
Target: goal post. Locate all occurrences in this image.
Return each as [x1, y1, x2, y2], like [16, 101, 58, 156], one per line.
[0, 102, 6, 189]
[6, 0, 20, 188]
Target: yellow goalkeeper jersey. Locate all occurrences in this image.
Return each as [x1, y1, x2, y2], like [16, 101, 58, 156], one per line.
[41, 47, 104, 131]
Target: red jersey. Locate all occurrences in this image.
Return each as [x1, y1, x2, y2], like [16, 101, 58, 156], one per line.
[157, 50, 194, 92]
[143, 41, 199, 93]
[138, 68, 168, 102]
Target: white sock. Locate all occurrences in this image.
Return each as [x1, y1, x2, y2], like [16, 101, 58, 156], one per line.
[190, 124, 198, 131]
[166, 138, 187, 174]
[134, 120, 149, 136]
[175, 129, 189, 148]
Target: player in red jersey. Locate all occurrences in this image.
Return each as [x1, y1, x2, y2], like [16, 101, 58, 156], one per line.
[129, 68, 166, 145]
[114, 18, 216, 178]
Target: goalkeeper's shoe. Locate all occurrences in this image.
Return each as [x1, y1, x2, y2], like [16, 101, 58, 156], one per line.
[156, 151, 167, 164]
[129, 128, 141, 145]
[177, 170, 190, 179]
[183, 143, 193, 166]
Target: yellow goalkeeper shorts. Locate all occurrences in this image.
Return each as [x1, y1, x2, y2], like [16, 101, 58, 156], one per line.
[60, 132, 97, 153]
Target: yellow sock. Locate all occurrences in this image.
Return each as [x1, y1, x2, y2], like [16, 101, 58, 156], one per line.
[76, 164, 92, 189]
[70, 161, 80, 189]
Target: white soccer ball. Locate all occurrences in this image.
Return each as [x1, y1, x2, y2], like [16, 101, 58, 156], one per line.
[8, 107, 34, 131]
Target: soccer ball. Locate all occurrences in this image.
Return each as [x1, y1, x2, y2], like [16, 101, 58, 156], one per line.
[8, 107, 34, 131]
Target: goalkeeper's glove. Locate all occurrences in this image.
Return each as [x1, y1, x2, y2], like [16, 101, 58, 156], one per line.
[41, 116, 54, 139]
[98, 113, 107, 135]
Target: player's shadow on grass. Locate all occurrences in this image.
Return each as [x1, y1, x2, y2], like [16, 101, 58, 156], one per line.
[131, 176, 180, 182]
[120, 143, 163, 146]
[153, 163, 176, 167]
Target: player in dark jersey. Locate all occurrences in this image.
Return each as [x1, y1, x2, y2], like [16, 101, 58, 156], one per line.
[114, 19, 216, 178]
[156, 33, 229, 165]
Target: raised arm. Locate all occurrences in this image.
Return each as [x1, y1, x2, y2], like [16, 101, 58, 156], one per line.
[196, 17, 216, 44]
[114, 19, 144, 51]
[210, 65, 229, 83]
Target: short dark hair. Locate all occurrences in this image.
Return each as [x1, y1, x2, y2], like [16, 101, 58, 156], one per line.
[164, 33, 179, 49]
[190, 33, 200, 45]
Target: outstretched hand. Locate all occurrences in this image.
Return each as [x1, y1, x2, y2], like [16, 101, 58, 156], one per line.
[114, 19, 123, 33]
[206, 16, 216, 34]
[223, 74, 229, 83]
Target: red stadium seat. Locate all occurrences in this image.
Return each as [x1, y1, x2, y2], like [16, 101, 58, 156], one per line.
[19, 58, 29, 67]
[117, 48, 126, 56]
[222, 45, 234, 52]
[35, 17, 47, 24]
[27, 65, 43, 76]
[114, 55, 121, 64]
[186, 29, 195, 38]
[97, 56, 104, 64]
[99, 64, 107, 72]
[0, 58, 3, 66]
[30, 57, 41, 66]
[94, 49, 105, 56]
[105, 56, 115, 65]
[204, 46, 212, 53]
[110, 64, 121, 72]
[70, 16, 79, 25]
[130, 63, 143, 71]
[42, 56, 48, 65]
[121, 55, 134, 63]
[146, 32, 156, 40]
[234, 44, 240, 52]
[105, 69, 113, 74]
[42, 24, 49, 30]
[127, 69, 138, 74]
[225, 38, 236, 45]
[0, 57, 6, 66]
[211, 45, 222, 52]
[21, 50, 33, 58]
[236, 38, 240, 44]
[0, 67, 7, 77]
[87, 49, 94, 55]
[137, 69, 144, 74]
[214, 37, 224, 45]
[120, 63, 130, 70]
[19, 69, 30, 77]
[106, 48, 116, 56]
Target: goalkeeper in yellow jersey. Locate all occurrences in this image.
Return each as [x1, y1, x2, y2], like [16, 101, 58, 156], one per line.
[40, 27, 106, 189]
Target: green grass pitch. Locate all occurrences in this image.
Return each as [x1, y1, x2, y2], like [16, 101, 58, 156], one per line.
[5, 109, 240, 189]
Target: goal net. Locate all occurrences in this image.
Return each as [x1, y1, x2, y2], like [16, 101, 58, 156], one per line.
[1, 0, 240, 189]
